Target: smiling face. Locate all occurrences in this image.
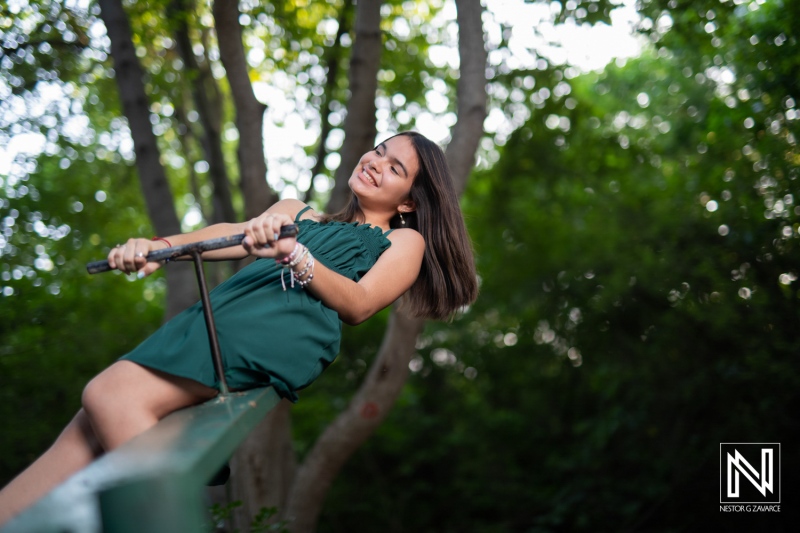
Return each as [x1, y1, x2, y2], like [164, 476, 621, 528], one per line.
[348, 134, 420, 217]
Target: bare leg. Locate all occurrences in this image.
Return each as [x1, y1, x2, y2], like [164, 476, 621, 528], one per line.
[0, 361, 218, 525]
[0, 409, 102, 525]
[81, 361, 218, 450]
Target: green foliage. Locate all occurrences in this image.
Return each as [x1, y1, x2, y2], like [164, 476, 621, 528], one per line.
[0, 0, 459, 497]
[312, 4, 799, 532]
[209, 501, 288, 533]
[0, 150, 166, 482]
[3, 0, 798, 531]
[1, 0, 184, 482]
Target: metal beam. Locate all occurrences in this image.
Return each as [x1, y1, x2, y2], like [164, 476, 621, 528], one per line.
[2, 387, 280, 533]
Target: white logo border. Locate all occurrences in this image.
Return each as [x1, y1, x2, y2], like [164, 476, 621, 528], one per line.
[719, 442, 781, 504]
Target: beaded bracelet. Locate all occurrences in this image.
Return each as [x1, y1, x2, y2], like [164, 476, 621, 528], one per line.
[295, 272, 314, 288]
[280, 245, 306, 290]
[280, 243, 302, 265]
[292, 253, 315, 288]
[294, 254, 314, 280]
[288, 246, 309, 268]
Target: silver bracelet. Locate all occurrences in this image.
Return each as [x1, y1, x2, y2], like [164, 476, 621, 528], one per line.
[294, 255, 314, 278]
[295, 272, 314, 288]
[293, 254, 315, 288]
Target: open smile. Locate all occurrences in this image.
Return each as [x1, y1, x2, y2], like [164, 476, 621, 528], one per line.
[361, 167, 378, 187]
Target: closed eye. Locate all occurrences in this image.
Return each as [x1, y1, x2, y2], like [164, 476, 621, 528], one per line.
[373, 142, 408, 177]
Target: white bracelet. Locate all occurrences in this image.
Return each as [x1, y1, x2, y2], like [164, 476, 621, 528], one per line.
[292, 254, 315, 288]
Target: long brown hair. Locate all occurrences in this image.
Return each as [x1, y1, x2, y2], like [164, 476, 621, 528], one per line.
[322, 131, 478, 320]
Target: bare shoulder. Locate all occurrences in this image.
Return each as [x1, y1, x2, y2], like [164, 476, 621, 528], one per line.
[266, 199, 315, 220]
[371, 227, 425, 280]
[386, 227, 425, 252]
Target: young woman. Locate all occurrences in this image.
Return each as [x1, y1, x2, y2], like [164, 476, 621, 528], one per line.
[0, 131, 478, 523]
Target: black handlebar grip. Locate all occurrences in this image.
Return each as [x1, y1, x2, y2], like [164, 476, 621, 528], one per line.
[86, 224, 299, 275]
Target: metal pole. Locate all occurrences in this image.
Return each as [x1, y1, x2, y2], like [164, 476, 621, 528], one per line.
[189, 250, 230, 395]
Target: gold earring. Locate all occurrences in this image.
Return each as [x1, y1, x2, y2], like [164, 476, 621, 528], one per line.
[399, 211, 406, 225]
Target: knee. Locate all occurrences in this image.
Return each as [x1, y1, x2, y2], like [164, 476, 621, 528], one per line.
[82, 362, 137, 419]
[81, 373, 114, 421]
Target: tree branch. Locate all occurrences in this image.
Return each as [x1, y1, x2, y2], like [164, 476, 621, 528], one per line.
[326, 0, 383, 213]
[213, 0, 278, 220]
[169, 0, 237, 224]
[285, 1, 487, 528]
[285, 309, 425, 532]
[97, 0, 197, 318]
[446, 0, 488, 196]
[304, 0, 353, 204]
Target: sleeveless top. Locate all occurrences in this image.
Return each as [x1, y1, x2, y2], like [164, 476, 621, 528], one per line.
[120, 207, 393, 401]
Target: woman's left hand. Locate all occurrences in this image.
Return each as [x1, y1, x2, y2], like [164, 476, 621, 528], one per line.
[241, 212, 297, 260]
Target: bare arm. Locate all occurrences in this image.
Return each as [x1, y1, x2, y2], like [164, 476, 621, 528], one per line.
[239, 211, 425, 325]
[108, 199, 306, 275]
[299, 229, 425, 325]
[108, 199, 424, 325]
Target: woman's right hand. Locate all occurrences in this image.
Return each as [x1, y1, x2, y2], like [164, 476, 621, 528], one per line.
[241, 212, 297, 261]
[107, 238, 169, 276]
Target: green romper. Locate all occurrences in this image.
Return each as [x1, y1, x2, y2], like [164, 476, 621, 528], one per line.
[120, 207, 393, 401]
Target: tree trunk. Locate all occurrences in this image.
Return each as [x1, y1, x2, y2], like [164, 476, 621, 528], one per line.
[229, 401, 297, 531]
[213, 0, 277, 221]
[214, 2, 294, 522]
[283, 1, 487, 531]
[172, 100, 207, 221]
[326, 0, 383, 213]
[304, 0, 353, 204]
[285, 309, 425, 532]
[445, 0, 488, 195]
[170, 0, 237, 225]
[97, 0, 196, 319]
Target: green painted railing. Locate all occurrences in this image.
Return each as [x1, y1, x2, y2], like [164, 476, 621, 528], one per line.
[1, 386, 280, 533]
[4, 232, 297, 532]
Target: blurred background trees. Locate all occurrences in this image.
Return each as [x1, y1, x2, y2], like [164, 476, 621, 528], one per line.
[1, 0, 797, 531]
